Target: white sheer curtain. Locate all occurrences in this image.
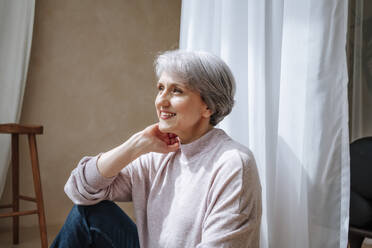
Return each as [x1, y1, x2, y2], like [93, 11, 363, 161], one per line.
[0, 0, 35, 196]
[180, 0, 350, 247]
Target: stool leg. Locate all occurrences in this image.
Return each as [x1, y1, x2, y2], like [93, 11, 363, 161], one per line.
[28, 134, 48, 248]
[11, 134, 19, 244]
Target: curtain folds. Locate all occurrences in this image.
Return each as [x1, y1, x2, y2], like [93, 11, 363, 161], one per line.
[180, 0, 350, 247]
[0, 0, 35, 196]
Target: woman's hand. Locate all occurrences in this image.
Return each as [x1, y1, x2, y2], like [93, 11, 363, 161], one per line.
[139, 123, 179, 154]
[97, 123, 179, 178]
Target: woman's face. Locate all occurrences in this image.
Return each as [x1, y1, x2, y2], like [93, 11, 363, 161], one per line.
[155, 72, 212, 144]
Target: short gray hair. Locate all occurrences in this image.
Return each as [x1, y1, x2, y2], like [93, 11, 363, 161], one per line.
[154, 50, 235, 126]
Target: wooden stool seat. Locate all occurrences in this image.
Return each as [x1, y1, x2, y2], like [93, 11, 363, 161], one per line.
[0, 123, 48, 247]
[0, 124, 43, 134]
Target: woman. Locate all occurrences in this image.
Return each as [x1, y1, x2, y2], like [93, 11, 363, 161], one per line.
[51, 50, 262, 248]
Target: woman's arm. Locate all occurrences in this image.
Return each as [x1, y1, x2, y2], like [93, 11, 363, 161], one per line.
[97, 123, 179, 178]
[198, 151, 262, 248]
[64, 123, 179, 205]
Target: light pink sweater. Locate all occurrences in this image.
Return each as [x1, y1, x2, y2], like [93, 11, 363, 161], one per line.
[65, 128, 262, 248]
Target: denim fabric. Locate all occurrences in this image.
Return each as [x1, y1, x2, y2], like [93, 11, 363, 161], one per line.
[50, 201, 140, 248]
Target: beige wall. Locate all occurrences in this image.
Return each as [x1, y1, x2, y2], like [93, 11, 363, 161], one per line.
[0, 0, 181, 229]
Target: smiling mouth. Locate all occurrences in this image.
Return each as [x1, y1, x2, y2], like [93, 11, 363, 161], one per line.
[160, 112, 176, 119]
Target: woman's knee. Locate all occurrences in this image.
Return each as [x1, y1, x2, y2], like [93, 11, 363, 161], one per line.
[81, 201, 139, 247]
[80, 201, 137, 233]
[63, 201, 116, 229]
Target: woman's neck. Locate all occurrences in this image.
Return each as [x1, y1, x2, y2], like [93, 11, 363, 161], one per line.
[178, 124, 214, 144]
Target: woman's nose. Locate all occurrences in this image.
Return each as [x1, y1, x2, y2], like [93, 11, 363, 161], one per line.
[156, 91, 170, 107]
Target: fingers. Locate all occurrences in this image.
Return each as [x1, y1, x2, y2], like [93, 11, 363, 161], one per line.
[153, 125, 178, 145]
[156, 131, 179, 153]
[167, 133, 177, 138]
[167, 142, 180, 152]
[165, 133, 178, 146]
[142, 123, 180, 154]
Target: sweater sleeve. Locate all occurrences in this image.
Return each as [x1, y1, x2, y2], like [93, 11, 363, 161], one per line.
[197, 151, 262, 248]
[64, 155, 138, 205]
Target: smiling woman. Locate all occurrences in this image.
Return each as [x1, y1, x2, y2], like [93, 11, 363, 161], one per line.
[155, 50, 235, 144]
[156, 72, 212, 144]
[50, 50, 262, 248]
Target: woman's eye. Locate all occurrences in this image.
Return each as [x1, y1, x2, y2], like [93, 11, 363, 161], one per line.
[173, 88, 183, 94]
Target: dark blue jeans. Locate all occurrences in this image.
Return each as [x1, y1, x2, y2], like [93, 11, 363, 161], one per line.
[50, 201, 140, 248]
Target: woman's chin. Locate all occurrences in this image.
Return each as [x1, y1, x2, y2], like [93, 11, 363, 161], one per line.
[158, 122, 173, 133]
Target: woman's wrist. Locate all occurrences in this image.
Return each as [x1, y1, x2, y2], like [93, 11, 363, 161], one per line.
[128, 130, 151, 157]
[97, 132, 146, 178]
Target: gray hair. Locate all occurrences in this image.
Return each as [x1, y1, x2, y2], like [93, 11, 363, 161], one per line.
[154, 50, 235, 126]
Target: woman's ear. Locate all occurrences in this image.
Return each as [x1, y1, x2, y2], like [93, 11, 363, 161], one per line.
[202, 105, 213, 118]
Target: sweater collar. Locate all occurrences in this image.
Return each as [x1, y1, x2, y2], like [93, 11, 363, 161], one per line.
[179, 128, 224, 161]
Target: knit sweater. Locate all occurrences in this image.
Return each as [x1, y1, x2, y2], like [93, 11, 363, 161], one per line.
[65, 128, 262, 248]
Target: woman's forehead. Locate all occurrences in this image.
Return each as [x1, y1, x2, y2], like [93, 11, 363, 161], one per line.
[158, 72, 188, 86]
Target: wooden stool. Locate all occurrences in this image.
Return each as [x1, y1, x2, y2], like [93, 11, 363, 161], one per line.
[0, 124, 48, 248]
